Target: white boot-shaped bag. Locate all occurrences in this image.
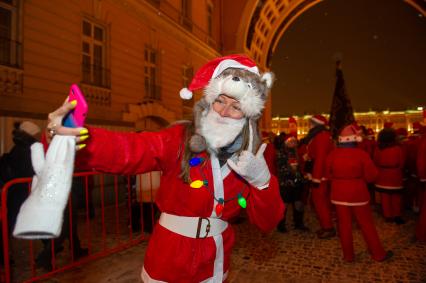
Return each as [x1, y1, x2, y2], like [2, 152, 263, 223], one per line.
[13, 136, 75, 239]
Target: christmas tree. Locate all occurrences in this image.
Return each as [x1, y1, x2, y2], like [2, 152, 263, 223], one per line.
[329, 61, 355, 140]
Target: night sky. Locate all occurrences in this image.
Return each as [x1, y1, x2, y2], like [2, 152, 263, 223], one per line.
[271, 0, 425, 117]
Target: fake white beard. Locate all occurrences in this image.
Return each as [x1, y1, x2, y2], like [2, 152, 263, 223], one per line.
[200, 109, 246, 151]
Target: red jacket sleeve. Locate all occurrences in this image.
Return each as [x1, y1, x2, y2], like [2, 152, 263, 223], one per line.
[76, 125, 184, 175]
[263, 143, 277, 176]
[311, 132, 333, 183]
[246, 175, 285, 233]
[362, 152, 378, 183]
[417, 137, 426, 181]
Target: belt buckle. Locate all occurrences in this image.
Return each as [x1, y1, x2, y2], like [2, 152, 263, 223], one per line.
[196, 217, 211, 238]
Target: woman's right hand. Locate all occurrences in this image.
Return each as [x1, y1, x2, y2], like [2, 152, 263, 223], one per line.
[46, 99, 89, 149]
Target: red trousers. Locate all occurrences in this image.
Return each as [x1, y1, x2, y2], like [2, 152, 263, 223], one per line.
[335, 204, 386, 262]
[380, 192, 402, 218]
[311, 182, 333, 229]
[416, 183, 426, 242]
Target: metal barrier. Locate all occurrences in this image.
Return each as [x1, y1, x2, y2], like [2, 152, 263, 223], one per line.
[0, 171, 158, 282]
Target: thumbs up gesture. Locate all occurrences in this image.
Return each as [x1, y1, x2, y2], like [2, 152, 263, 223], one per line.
[227, 143, 271, 189]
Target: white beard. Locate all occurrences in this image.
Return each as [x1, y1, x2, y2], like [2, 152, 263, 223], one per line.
[200, 109, 246, 151]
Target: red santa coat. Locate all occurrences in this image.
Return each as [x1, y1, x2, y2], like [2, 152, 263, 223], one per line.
[264, 142, 277, 176]
[326, 147, 378, 206]
[358, 139, 376, 159]
[417, 135, 426, 182]
[77, 124, 284, 282]
[373, 145, 405, 189]
[405, 136, 421, 177]
[307, 131, 334, 183]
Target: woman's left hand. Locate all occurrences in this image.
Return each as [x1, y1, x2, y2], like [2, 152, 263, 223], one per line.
[46, 99, 89, 149]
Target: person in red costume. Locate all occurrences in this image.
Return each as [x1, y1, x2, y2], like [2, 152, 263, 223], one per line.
[405, 122, 424, 214]
[325, 123, 393, 262]
[299, 114, 335, 239]
[261, 131, 278, 176]
[373, 127, 406, 224]
[416, 125, 426, 241]
[358, 127, 376, 158]
[45, 55, 285, 282]
[288, 116, 298, 138]
[358, 127, 377, 205]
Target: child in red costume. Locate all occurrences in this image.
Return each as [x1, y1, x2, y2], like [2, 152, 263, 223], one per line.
[326, 123, 392, 262]
[45, 55, 285, 282]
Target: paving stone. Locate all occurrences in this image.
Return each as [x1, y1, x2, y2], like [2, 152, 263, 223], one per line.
[17, 207, 425, 282]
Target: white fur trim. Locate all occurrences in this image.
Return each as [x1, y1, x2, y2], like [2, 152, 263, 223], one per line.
[204, 76, 265, 117]
[338, 135, 362, 143]
[331, 200, 369, 206]
[212, 59, 259, 79]
[141, 266, 229, 283]
[261, 72, 273, 88]
[180, 88, 193, 99]
[375, 184, 404, 189]
[311, 116, 325, 125]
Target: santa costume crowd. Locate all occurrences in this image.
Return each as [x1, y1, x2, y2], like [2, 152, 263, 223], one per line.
[17, 54, 426, 282]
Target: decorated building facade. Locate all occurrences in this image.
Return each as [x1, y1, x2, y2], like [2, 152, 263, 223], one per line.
[271, 109, 425, 138]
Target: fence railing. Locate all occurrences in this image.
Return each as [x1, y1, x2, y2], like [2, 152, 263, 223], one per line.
[0, 171, 159, 282]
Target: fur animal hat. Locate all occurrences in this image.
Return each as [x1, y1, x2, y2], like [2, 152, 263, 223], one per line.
[180, 54, 274, 153]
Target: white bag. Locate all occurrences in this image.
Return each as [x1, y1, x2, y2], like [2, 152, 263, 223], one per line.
[13, 136, 75, 239]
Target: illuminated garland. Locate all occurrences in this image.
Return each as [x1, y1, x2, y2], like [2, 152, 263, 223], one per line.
[188, 157, 248, 215]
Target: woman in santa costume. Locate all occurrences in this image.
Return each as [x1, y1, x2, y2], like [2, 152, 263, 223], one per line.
[300, 114, 335, 238]
[45, 55, 285, 282]
[325, 123, 392, 262]
[373, 127, 406, 224]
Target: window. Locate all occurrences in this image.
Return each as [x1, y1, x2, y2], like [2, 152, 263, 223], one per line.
[181, 0, 191, 18]
[0, 0, 21, 67]
[181, 0, 192, 30]
[207, 3, 213, 37]
[182, 65, 194, 118]
[82, 19, 110, 88]
[144, 47, 160, 100]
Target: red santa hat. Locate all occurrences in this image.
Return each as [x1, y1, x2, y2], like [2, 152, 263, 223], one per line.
[383, 121, 394, 128]
[366, 128, 375, 138]
[310, 114, 328, 126]
[289, 116, 297, 125]
[413, 121, 422, 134]
[338, 123, 362, 143]
[180, 54, 273, 118]
[396, 127, 408, 138]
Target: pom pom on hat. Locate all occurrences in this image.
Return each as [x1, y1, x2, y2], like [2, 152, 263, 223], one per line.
[180, 87, 193, 100]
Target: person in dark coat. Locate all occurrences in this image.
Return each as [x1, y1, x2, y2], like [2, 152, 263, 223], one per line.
[276, 135, 309, 232]
[0, 121, 40, 265]
[0, 121, 41, 231]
